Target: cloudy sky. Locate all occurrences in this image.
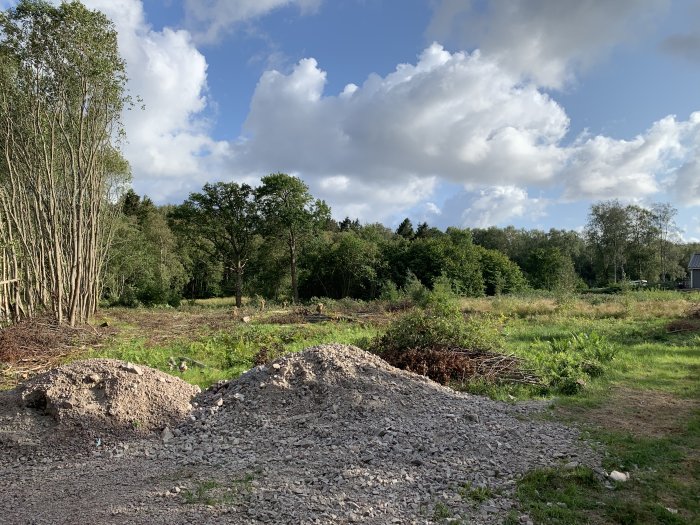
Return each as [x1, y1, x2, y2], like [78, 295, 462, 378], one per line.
[10, 0, 700, 236]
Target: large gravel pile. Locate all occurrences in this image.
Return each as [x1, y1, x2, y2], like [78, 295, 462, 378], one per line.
[160, 344, 600, 523]
[0, 345, 601, 524]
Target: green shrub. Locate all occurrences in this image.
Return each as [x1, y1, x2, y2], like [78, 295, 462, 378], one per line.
[529, 331, 617, 394]
[371, 302, 503, 355]
[476, 245, 528, 295]
[378, 280, 401, 301]
[403, 271, 431, 305]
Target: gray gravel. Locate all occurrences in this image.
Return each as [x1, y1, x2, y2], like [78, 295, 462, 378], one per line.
[0, 344, 601, 524]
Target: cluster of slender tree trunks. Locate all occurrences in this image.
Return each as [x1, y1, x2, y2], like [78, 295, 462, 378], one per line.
[0, 145, 116, 326]
[0, 0, 128, 327]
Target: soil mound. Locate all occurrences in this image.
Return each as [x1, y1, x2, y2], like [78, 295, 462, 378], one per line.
[0, 358, 199, 453]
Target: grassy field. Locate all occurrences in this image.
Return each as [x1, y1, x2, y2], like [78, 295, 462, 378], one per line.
[63, 291, 700, 523]
[489, 292, 700, 524]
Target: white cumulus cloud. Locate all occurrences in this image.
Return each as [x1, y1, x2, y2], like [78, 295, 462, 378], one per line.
[442, 186, 546, 228]
[230, 43, 570, 212]
[80, 0, 231, 201]
[563, 113, 700, 204]
[225, 42, 700, 224]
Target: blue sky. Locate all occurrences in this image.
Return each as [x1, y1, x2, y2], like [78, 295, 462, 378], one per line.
[12, 0, 700, 238]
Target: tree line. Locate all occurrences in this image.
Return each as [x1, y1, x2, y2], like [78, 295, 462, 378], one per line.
[105, 176, 526, 308]
[101, 178, 696, 309]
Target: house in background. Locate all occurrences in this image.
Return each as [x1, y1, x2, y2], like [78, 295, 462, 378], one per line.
[689, 254, 700, 289]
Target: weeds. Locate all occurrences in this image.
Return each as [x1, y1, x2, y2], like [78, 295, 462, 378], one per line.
[432, 501, 453, 521]
[182, 473, 256, 506]
[370, 302, 503, 355]
[527, 331, 618, 394]
[182, 480, 221, 505]
[459, 482, 494, 504]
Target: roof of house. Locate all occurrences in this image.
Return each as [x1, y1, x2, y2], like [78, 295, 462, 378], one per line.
[689, 253, 700, 269]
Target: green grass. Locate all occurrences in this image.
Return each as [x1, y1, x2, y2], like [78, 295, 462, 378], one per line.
[516, 466, 603, 524]
[181, 473, 256, 506]
[455, 291, 700, 523]
[459, 482, 495, 504]
[432, 501, 453, 521]
[515, 432, 698, 525]
[86, 319, 378, 389]
[182, 480, 222, 505]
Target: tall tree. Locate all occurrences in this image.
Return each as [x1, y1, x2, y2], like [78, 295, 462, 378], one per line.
[172, 182, 257, 308]
[626, 205, 659, 280]
[652, 202, 679, 282]
[525, 247, 578, 291]
[255, 173, 329, 303]
[395, 218, 415, 240]
[586, 200, 631, 284]
[300, 231, 381, 299]
[0, 0, 129, 325]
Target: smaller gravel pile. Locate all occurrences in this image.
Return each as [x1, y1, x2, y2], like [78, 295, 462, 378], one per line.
[0, 358, 199, 453]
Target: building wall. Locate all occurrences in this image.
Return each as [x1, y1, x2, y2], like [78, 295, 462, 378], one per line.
[693, 269, 700, 289]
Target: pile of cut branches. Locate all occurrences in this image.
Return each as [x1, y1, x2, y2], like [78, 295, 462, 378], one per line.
[667, 305, 700, 333]
[0, 316, 107, 387]
[0, 316, 78, 364]
[382, 345, 540, 386]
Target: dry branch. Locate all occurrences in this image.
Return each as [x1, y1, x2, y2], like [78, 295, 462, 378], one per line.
[382, 345, 540, 386]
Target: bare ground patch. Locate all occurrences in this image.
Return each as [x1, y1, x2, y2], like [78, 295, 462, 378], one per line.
[555, 386, 700, 438]
[96, 308, 237, 347]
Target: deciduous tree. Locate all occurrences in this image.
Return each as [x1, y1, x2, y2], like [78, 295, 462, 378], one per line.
[172, 182, 257, 308]
[0, 0, 130, 324]
[255, 173, 330, 303]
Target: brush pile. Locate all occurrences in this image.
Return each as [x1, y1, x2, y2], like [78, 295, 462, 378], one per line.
[381, 345, 540, 386]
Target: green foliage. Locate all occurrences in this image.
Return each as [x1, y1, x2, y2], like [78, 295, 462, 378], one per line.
[524, 247, 581, 292]
[528, 331, 618, 394]
[371, 301, 502, 355]
[395, 217, 415, 240]
[104, 200, 187, 307]
[172, 182, 258, 307]
[181, 472, 257, 507]
[255, 173, 331, 302]
[0, 0, 131, 324]
[300, 231, 382, 300]
[431, 501, 452, 521]
[378, 280, 401, 301]
[458, 482, 494, 504]
[182, 480, 221, 505]
[475, 245, 528, 295]
[586, 200, 684, 286]
[402, 271, 431, 305]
